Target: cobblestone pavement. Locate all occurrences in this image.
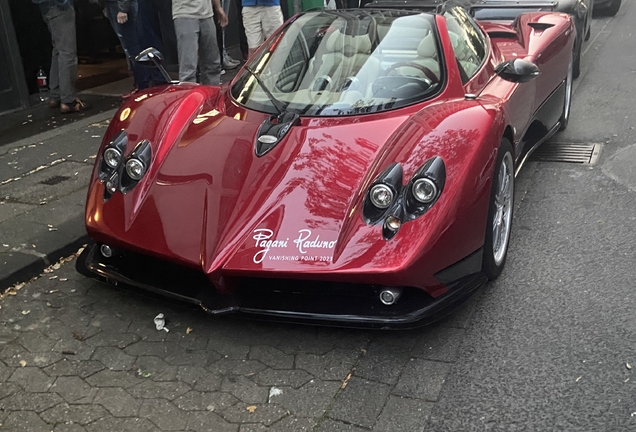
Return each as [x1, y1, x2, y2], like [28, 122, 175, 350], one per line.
[0, 254, 478, 432]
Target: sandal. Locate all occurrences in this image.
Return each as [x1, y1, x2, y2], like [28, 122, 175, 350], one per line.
[60, 98, 90, 114]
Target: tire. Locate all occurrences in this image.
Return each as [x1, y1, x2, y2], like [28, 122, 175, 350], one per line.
[482, 139, 515, 280]
[573, 39, 581, 79]
[595, 0, 621, 16]
[559, 50, 574, 131]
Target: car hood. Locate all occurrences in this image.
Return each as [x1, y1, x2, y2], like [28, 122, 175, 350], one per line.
[86, 82, 482, 286]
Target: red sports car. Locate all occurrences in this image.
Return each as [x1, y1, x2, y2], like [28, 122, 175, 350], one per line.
[77, 6, 575, 327]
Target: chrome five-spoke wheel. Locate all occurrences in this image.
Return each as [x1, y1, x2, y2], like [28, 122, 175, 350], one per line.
[483, 139, 515, 280]
[492, 151, 514, 266]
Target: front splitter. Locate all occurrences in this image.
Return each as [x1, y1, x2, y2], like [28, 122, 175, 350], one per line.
[77, 243, 488, 329]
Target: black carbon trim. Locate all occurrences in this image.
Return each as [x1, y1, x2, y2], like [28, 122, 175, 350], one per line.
[434, 248, 483, 285]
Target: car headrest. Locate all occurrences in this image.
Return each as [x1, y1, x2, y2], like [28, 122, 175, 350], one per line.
[417, 34, 436, 58]
[326, 32, 372, 57]
[448, 31, 468, 58]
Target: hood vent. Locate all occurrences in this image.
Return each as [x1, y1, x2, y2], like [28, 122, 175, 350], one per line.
[528, 22, 555, 31]
[255, 112, 300, 157]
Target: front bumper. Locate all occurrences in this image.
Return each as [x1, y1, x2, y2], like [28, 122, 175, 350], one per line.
[77, 243, 487, 329]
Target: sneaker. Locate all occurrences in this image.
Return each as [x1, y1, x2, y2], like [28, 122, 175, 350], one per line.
[60, 98, 90, 114]
[48, 99, 60, 109]
[223, 54, 241, 70]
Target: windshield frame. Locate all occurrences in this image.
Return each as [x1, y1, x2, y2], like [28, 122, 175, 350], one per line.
[230, 10, 447, 118]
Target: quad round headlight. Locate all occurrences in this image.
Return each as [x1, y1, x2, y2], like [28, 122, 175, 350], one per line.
[125, 158, 145, 180]
[104, 148, 122, 168]
[412, 178, 437, 204]
[369, 184, 394, 209]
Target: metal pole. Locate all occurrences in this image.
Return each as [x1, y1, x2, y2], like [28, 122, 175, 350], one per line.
[293, 0, 302, 14]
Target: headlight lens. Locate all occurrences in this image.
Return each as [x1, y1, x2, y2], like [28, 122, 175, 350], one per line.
[104, 148, 122, 168]
[412, 178, 437, 204]
[369, 184, 394, 209]
[106, 180, 117, 194]
[125, 158, 145, 180]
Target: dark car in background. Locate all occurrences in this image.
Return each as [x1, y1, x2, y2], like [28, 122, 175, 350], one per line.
[593, 0, 620, 16]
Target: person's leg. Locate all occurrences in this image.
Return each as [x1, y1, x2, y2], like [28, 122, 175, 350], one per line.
[243, 6, 264, 58]
[261, 5, 283, 40]
[221, 0, 230, 57]
[44, 5, 78, 104]
[235, 0, 249, 59]
[137, 0, 163, 52]
[47, 35, 60, 104]
[174, 17, 200, 83]
[198, 17, 222, 86]
[106, 1, 149, 88]
[155, 0, 179, 68]
[215, 12, 224, 61]
[219, 0, 240, 68]
[134, 0, 170, 87]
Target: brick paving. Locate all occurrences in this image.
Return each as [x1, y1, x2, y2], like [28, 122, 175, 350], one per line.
[0, 255, 479, 431]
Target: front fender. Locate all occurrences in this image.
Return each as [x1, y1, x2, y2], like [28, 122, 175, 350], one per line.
[86, 83, 221, 246]
[340, 99, 507, 289]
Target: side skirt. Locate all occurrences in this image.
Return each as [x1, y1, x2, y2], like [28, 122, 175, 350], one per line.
[513, 79, 566, 176]
[514, 120, 561, 177]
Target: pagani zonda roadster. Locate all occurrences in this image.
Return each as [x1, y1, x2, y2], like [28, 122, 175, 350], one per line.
[77, 6, 574, 328]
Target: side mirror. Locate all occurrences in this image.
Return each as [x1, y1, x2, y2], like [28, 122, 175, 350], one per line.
[135, 47, 164, 65]
[135, 47, 173, 84]
[495, 59, 540, 83]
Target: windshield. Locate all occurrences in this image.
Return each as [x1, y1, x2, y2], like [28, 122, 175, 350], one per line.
[231, 10, 443, 116]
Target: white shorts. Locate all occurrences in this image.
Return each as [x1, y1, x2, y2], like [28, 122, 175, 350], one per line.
[242, 6, 284, 49]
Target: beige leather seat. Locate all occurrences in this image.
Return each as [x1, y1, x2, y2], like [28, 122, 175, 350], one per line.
[445, 16, 481, 78]
[448, 32, 480, 78]
[309, 31, 378, 91]
[390, 34, 440, 81]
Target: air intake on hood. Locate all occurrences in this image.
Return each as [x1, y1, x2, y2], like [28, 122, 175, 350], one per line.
[255, 112, 300, 157]
[528, 22, 555, 31]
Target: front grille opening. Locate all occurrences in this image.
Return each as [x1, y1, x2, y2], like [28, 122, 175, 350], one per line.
[232, 278, 435, 318]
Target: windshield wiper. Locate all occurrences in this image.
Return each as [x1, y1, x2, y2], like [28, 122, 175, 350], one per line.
[243, 65, 288, 115]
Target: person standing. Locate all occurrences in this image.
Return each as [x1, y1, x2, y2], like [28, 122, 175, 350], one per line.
[172, 0, 228, 85]
[32, 0, 89, 113]
[241, 0, 283, 58]
[218, 0, 241, 69]
[136, 0, 179, 69]
[101, 0, 160, 90]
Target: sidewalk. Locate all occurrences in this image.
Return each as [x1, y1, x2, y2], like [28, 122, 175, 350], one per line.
[0, 66, 243, 291]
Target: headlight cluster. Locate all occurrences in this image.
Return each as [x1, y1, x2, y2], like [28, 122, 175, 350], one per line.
[362, 157, 446, 240]
[98, 130, 152, 201]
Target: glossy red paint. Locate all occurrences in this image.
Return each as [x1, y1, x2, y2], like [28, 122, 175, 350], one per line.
[84, 10, 575, 302]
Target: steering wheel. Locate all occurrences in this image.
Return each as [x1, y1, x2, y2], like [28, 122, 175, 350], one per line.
[385, 62, 439, 83]
[372, 76, 432, 98]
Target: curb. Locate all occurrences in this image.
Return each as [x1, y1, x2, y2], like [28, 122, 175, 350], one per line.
[1, 214, 90, 290]
[0, 111, 116, 290]
[1, 236, 90, 291]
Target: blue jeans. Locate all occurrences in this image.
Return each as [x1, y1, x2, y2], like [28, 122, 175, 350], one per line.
[105, 0, 163, 89]
[136, 0, 178, 67]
